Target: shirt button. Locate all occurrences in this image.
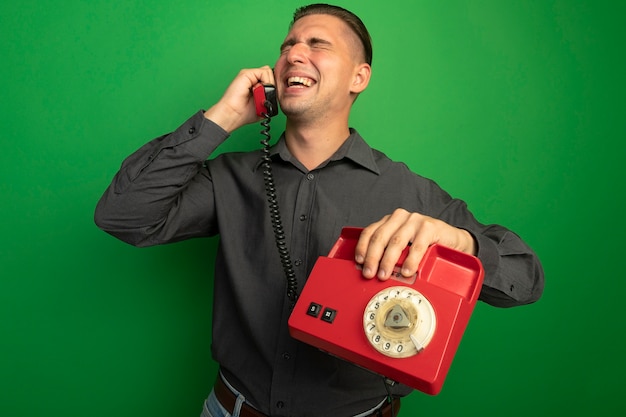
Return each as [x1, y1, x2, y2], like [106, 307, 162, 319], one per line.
[299, 214, 307, 221]
[188, 127, 196, 134]
[306, 173, 315, 180]
[276, 401, 285, 408]
[294, 259, 302, 267]
[282, 352, 291, 360]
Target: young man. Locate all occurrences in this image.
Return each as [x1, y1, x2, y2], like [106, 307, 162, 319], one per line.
[95, 4, 544, 417]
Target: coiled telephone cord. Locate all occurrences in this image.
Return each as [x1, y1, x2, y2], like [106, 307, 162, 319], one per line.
[259, 103, 299, 305]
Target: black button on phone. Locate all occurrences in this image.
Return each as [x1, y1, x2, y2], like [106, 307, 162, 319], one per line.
[321, 307, 337, 323]
[307, 302, 322, 317]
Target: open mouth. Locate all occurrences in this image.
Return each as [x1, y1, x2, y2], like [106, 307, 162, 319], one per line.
[287, 76, 315, 87]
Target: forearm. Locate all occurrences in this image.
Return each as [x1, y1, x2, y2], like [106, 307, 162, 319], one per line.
[469, 225, 544, 308]
[434, 193, 544, 308]
[94, 111, 229, 247]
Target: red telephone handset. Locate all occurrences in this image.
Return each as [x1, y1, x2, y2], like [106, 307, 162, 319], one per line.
[252, 83, 279, 117]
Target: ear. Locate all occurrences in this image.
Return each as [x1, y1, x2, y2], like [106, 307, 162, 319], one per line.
[350, 63, 371, 94]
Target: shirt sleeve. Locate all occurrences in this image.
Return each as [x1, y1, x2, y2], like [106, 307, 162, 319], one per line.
[94, 111, 229, 247]
[431, 187, 544, 308]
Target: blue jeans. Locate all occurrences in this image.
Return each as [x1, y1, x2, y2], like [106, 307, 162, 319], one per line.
[200, 389, 231, 417]
[200, 375, 248, 417]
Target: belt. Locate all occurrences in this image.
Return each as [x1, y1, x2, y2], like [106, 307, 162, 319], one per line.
[214, 375, 401, 417]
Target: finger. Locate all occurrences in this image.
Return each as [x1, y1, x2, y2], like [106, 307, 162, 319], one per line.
[400, 240, 430, 277]
[398, 217, 443, 276]
[375, 227, 416, 280]
[259, 65, 276, 86]
[358, 209, 414, 280]
[248, 65, 275, 87]
[354, 217, 387, 279]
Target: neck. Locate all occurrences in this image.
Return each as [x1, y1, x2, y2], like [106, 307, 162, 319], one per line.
[284, 118, 351, 171]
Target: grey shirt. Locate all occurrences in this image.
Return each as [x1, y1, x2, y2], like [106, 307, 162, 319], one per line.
[95, 111, 544, 417]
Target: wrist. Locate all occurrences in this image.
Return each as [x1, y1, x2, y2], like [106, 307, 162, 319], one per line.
[461, 229, 478, 256]
[203, 102, 243, 133]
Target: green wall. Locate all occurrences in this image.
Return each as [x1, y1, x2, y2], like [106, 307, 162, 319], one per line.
[1, 1, 624, 416]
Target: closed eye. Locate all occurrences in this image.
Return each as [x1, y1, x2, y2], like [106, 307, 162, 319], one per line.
[279, 37, 333, 54]
[308, 37, 332, 49]
[280, 39, 295, 55]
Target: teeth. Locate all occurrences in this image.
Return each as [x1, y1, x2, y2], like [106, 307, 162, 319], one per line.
[287, 76, 313, 87]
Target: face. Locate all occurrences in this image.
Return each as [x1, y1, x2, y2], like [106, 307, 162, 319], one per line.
[274, 14, 370, 121]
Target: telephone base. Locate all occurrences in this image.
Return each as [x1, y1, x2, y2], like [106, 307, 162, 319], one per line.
[288, 227, 484, 395]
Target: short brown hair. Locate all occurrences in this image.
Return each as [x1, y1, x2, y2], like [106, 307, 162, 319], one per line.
[291, 3, 373, 66]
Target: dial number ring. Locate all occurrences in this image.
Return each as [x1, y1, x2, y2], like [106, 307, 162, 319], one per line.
[363, 286, 436, 358]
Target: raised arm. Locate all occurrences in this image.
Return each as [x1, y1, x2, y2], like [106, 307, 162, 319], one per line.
[94, 66, 276, 247]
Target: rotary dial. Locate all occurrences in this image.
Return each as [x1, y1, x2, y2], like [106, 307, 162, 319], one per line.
[363, 286, 436, 358]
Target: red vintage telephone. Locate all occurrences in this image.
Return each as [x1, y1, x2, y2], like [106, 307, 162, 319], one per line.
[288, 227, 484, 395]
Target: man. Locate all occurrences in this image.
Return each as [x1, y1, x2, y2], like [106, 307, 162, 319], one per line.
[95, 4, 544, 417]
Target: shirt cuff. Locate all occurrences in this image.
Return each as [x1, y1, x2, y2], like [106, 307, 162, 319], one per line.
[472, 232, 530, 306]
[170, 110, 231, 160]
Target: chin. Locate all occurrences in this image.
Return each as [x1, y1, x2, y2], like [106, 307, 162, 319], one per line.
[280, 103, 311, 119]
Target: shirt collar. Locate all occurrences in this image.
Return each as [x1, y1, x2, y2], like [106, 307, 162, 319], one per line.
[258, 128, 380, 175]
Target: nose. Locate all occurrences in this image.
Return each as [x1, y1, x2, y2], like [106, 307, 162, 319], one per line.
[286, 42, 308, 64]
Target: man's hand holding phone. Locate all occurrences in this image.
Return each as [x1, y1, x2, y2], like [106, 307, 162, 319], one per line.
[204, 66, 275, 133]
[355, 208, 478, 281]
